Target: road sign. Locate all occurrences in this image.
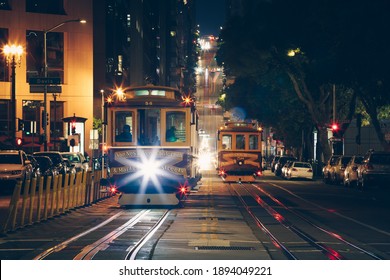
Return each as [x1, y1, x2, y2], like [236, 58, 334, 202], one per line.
[29, 77, 61, 85]
[30, 85, 62, 93]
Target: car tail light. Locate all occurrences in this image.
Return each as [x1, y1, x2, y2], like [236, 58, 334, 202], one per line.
[307, 169, 313, 173]
[291, 168, 298, 172]
[366, 163, 374, 170]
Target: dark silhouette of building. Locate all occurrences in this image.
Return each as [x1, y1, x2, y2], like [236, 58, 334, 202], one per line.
[93, 0, 198, 120]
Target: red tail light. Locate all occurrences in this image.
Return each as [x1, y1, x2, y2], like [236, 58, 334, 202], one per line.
[291, 168, 298, 172]
[109, 186, 117, 194]
[366, 163, 374, 170]
[307, 169, 313, 173]
[256, 170, 262, 176]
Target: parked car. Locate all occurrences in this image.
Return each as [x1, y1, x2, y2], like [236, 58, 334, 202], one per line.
[329, 155, 353, 185]
[274, 156, 297, 176]
[357, 150, 390, 189]
[322, 155, 341, 184]
[343, 155, 363, 187]
[33, 151, 73, 176]
[281, 161, 294, 178]
[286, 161, 313, 180]
[27, 154, 41, 179]
[33, 156, 60, 178]
[0, 150, 33, 182]
[61, 152, 90, 172]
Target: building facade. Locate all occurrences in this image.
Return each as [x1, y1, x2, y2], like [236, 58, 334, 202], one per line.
[1, 0, 196, 155]
[0, 0, 93, 154]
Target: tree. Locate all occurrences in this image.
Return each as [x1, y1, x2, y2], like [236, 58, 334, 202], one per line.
[216, 0, 387, 162]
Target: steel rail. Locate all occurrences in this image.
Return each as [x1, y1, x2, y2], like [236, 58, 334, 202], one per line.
[125, 209, 170, 260]
[74, 210, 150, 260]
[240, 184, 345, 260]
[34, 211, 125, 260]
[227, 183, 297, 260]
[252, 183, 383, 260]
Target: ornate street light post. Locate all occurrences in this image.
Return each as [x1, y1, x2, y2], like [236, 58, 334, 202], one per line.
[3, 44, 23, 143]
[43, 19, 86, 151]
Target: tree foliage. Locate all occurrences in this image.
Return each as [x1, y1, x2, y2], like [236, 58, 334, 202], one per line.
[217, 0, 390, 161]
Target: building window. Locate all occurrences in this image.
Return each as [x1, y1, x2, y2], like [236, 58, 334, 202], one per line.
[0, 1, 10, 10]
[26, 0, 65, 14]
[0, 28, 9, 82]
[26, 30, 64, 82]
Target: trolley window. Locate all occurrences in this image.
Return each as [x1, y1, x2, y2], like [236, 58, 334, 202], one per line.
[222, 135, 232, 150]
[137, 108, 161, 145]
[165, 111, 186, 142]
[114, 111, 134, 143]
[236, 134, 245, 150]
[249, 135, 259, 150]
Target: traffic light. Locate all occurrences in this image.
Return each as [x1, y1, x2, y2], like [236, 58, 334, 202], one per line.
[15, 137, 24, 147]
[17, 118, 24, 131]
[71, 120, 76, 134]
[331, 122, 341, 139]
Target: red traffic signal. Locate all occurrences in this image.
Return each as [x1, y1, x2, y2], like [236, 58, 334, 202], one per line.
[71, 121, 76, 134]
[331, 123, 339, 131]
[16, 137, 24, 147]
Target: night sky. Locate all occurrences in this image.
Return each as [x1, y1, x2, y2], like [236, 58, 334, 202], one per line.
[196, 0, 226, 36]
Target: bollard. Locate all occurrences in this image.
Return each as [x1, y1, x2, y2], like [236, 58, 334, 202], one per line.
[2, 180, 22, 233]
[50, 175, 59, 217]
[28, 178, 37, 225]
[43, 176, 52, 220]
[36, 176, 44, 222]
[20, 179, 31, 226]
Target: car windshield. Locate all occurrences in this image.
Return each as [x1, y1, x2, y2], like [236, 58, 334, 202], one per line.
[62, 154, 80, 163]
[0, 154, 21, 164]
[279, 157, 296, 164]
[35, 157, 51, 171]
[34, 153, 62, 165]
[294, 162, 311, 168]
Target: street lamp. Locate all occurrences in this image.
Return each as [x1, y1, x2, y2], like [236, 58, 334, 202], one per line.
[2, 44, 23, 143]
[43, 18, 86, 151]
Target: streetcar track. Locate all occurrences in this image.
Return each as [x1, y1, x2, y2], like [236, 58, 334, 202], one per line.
[268, 182, 390, 237]
[231, 181, 383, 260]
[34, 209, 170, 260]
[251, 183, 383, 260]
[226, 183, 297, 260]
[239, 183, 345, 260]
[34, 211, 125, 260]
[125, 209, 170, 260]
[74, 210, 150, 260]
